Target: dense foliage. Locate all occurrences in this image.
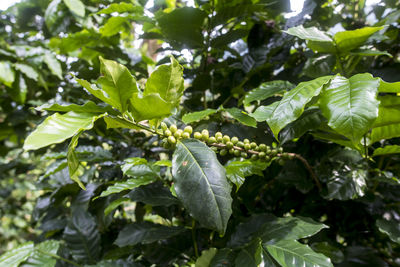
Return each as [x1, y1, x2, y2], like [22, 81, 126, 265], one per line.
[1, 0, 400, 266]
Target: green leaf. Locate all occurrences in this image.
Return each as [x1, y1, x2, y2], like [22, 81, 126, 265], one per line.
[211, 29, 248, 48]
[284, 25, 332, 42]
[376, 219, 400, 244]
[0, 242, 34, 267]
[333, 26, 384, 52]
[129, 93, 175, 121]
[9, 74, 27, 104]
[43, 54, 63, 79]
[24, 112, 104, 151]
[63, 0, 85, 17]
[225, 160, 267, 191]
[99, 177, 157, 198]
[325, 169, 367, 200]
[63, 209, 101, 262]
[350, 49, 392, 57]
[21, 240, 60, 267]
[195, 248, 218, 267]
[67, 132, 86, 190]
[104, 197, 130, 216]
[182, 109, 218, 124]
[144, 57, 184, 105]
[225, 108, 257, 127]
[302, 55, 336, 78]
[378, 80, 400, 93]
[103, 116, 141, 130]
[98, 2, 143, 14]
[0, 61, 15, 87]
[114, 222, 185, 247]
[234, 239, 262, 267]
[44, 0, 62, 32]
[319, 74, 380, 144]
[310, 242, 344, 264]
[373, 145, 400, 157]
[251, 76, 332, 139]
[172, 139, 232, 234]
[128, 182, 179, 206]
[14, 63, 39, 81]
[243, 80, 294, 106]
[157, 7, 207, 48]
[99, 17, 130, 37]
[264, 240, 333, 267]
[36, 101, 115, 114]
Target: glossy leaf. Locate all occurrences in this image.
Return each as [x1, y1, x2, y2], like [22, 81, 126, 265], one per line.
[195, 248, 217, 267]
[24, 112, 104, 151]
[243, 80, 293, 106]
[128, 182, 179, 207]
[63, 209, 101, 262]
[103, 116, 141, 129]
[104, 197, 130, 216]
[44, 0, 62, 32]
[114, 222, 185, 247]
[182, 108, 218, 124]
[325, 169, 367, 200]
[63, 0, 85, 17]
[99, 177, 157, 198]
[319, 74, 380, 144]
[234, 239, 262, 267]
[172, 139, 232, 234]
[0, 61, 15, 87]
[36, 101, 114, 114]
[43, 53, 63, 79]
[376, 219, 400, 244]
[67, 132, 85, 190]
[284, 25, 332, 42]
[14, 63, 39, 81]
[129, 93, 175, 121]
[333, 26, 384, 52]
[21, 240, 60, 267]
[99, 17, 130, 37]
[0, 242, 34, 267]
[378, 80, 400, 93]
[251, 76, 332, 139]
[373, 145, 400, 157]
[265, 240, 333, 267]
[224, 107, 257, 127]
[225, 160, 267, 191]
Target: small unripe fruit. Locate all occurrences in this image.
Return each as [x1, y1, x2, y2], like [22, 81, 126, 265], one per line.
[265, 155, 271, 162]
[259, 152, 266, 158]
[250, 142, 257, 149]
[237, 141, 244, 148]
[243, 138, 250, 144]
[168, 136, 176, 144]
[220, 149, 228, 156]
[170, 124, 178, 133]
[174, 129, 183, 138]
[234, 150, 241, 156]
[194, 132, 202, 139]
[182, 132, 190, 139]
[216, 136, 223, 142]
[231, 136, 239, 144]
[241, 152, 248, 158]
[215, 132, 223, 138]
[270, 149, 277, 157]
[162, 138, 168, 144]
[184, 126, 193, 134]
[226, 141, 233, 149]
[223, 135, 230, 143]
[208, 136, 217, 144]
[251, 154, 258, 161]
[259, 144, 267, 151]
[266, 147, 271, 154]
[201, 129, 209, 140]
[229, 148, 235, 154]
[164, 129, 172, 137]
[244, 143, 251, 150]
[278, 147, 283, 153]
[278, 158, 285, 166]
[161, 122, 168, 130]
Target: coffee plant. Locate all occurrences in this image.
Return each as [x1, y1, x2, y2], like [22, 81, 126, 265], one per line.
[1, 0, 400, 266]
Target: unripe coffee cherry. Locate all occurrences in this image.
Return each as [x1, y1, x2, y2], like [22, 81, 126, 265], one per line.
[201, 129, 209, 140]
[265, 155, 271, 162]
[270, 149, 277, 157]
[161, 122, 168, 130]
[184, 126, 193, 134]
[250, 154, 258, 161]
[250, 142, 257, 149]
[215, 132, 223, 138]
[278, 147, 283, 153]
[220, 149, 228, 156]
[223, 135, 230, 143]
[216, 136, 223, 142]
[174, 129, 183, 138]
[243, 138, 250, 144]
[194, 132, 202, 139]
[278, 158, 285, 166]
[231, 136, 239, 144]
[170, 124, 178, 133]
[234, 150, 241, 157]
[259, 144, 267, 151]
[168, 136, 177, 144]
[259, 152, 266, 158]
[162, 138, 168, 144]
[226, 141, 233, 149]
[208, 136, 217, 144]
[244, 143, 251, 150]
[164, 129, 172, 137]
[240, 152, 248, 158]
[182, 132, 190, 139]
[237, 141, 244, 148]
[229, 148, 235, 154]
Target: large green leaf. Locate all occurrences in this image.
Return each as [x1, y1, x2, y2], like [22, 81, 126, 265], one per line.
[63, 0, 85, 17]
[129, 93, 175, 121]
[195, 248, 218, 267]
[373, 145, 400, 157]
[0, 242, 34, 267]
[225, 159, 267, 191]
[14, 63, 39, 81]
[333, 26, 384, 52]
[182, 109, 218, 124]
[243, 80, 293, 106]
[225, 108, 257, 127]
[114, 222, 185, 247]
[376, 219, 400, 244]
[44, 0, 63, 33]
[36, 101, 115, 114]
[370, 95, 400, 143]
[234, 239, 262, 267]
[284, 25, 332, 42]
[24, 112, 104, 151]
[0, 61, 15, 87]
[378, 80, 400, 93]
[128, 182, 179, 206]
[77, 57, 138, 113]
[21, 240, 60, 267]
[43, 53, 63, 79]
[325, 169, 367, 200]
[319, 74, 380, 144]
[63, 209, 101, 262]
[251, 76, 332, 139]
[172, 139, 232, 234]
[99, 17, 130, 37]
[99, 177, 157, 198]
[264, 240, 333, 267]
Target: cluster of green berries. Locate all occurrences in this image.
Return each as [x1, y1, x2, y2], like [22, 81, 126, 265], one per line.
[159, 123, 294, 163]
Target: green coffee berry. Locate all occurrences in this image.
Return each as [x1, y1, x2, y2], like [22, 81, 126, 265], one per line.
[211, 146, 218, 152]
[278, 147, 283, 153]
[278, 158, 285, 166]
[240, 152, 248, 158]
[244, 143, 251, 150]
[194, 132, 202, 139]
[259, 144, 267, 151]
[223, 135, 230, 143]
[201, 129, 209, 140]
[174, 129, 183, 138]
[243, 138, 250, 144]
[170, 124, 178, 133]
[162, 138, 168, 144]
[250, 142, 257, 149]
[216, 136, 223, 142]
[251, 154, 258, 161]
[270, 149, 277, 157]
[237, 141, 244, 148]
[215, 132, 223, 138]
[168, 136, 177, 144]
[182, 132, 190, 139]
[208, 136, 217, 144]
[234, 150, 241, 157]
[164, 129, 172, 137]
[226, 141, 233, 149]
[265, 155, 271, 162]
[231, 136, 239, 144]
[259, 152, 266, 158]
[184, 126, 193, 134]
[220, 149, 228, 156]
[161, 122, 168, 130]
[229, 148, 235, 154]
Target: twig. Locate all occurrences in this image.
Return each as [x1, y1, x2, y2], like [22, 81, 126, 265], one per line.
[192, 219, 199, 258]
